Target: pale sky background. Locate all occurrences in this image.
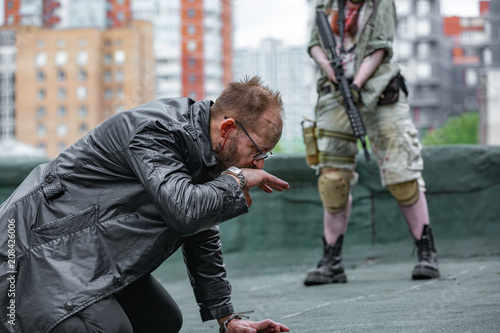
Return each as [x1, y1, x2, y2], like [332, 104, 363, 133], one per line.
[0, 0, 482, 48]
[233, 0, 481, 48]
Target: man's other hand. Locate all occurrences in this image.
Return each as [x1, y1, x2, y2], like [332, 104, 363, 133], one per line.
[240, 169, 289, 207]
[226, 318, 290, 333]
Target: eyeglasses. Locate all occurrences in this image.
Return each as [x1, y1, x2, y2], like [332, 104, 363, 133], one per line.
[225, 117, 274, 161]
[349, 0, 365, 3]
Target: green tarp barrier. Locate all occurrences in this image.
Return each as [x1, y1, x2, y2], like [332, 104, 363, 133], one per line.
[1, 146, 499, 252]
[219, 145, 500, 252]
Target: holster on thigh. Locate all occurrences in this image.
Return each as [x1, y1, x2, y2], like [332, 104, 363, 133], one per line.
[387, 179, 420, 206]
[318, 169, 354, 213]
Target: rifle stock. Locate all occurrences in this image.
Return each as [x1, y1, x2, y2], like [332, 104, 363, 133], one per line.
[316, 10, 370, 161]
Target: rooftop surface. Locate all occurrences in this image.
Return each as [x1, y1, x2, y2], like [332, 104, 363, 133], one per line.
[154, 236, 500, 333]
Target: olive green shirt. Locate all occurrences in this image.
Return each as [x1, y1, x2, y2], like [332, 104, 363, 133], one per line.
[309, 0, 401, 112]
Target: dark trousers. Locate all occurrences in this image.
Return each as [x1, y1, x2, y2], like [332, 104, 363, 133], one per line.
[50, 274, 183, 333]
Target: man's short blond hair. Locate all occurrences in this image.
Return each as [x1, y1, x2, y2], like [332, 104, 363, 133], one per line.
[211, 76, 284, 131]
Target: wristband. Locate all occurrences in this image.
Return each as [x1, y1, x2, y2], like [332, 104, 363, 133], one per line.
[219, 313, 250, 333]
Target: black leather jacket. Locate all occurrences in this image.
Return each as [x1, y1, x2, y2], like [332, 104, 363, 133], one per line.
[0, 98, 248, 333]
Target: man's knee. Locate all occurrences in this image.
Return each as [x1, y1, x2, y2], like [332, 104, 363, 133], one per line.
[387, 179, 420, 206]
[318, 168, 354, 213]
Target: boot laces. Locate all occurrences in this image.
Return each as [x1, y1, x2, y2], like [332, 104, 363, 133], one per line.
[417, 233, 434, 262]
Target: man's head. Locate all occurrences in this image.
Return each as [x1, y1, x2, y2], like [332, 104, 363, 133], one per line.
[210, 76, 284, 172]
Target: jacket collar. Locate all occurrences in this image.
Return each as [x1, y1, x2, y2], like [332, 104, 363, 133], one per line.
[186, 99, 218, 167]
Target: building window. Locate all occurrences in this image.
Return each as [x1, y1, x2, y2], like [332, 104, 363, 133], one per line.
[78, 69, 87, 82]
[78, 38, 87, 47]
[36, 106, 46, 119]
[57, 88, 67, 100]
[37, 124, 46, 137]
[484, 47, 492, 66]
[395, 0, 411, 15]
[189, 75, 196, 83]
[115, 105, 123, 113]
[397, 19, 408, 38]
[416, 62, 432, 79]
[36, 142, 46, 150]
[35, 52, 47, 67]
[116, 87, 123, 98]
[465, 68, 478, 86]
[57, 69, 66, 82]
[396, 40, 411, 59]
[78, 105, 88, 117]
[57, 39, 66, 47]
[188, 9, 195, 18]
[417, 42, 431, 58]
[57, 123, 68, 137]
[188, 25, 196, 34]
[77, 51, 88, 66]
[55, 51, 68, 66]
[37, 89, 46, 100]
[36, 71, 46, 82]
[416, 19, 431, 36]
[37, 39, 45, 48]
[104, 70, 112, 82]
[104, 53, 112, 65]
[58, 141, 67, 152]
[115, 70, 124, 83]
[187, 41, 197, 52]
[416, 0, 430, 16]
[77, 86, 87, 100]
[114, 50, 126, 65]
[104, 88, 113, 100]
[57, 105, 67, 118]
[79, 123, 88, 134]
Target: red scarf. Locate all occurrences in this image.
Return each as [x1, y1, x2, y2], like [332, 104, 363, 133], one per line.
[330, 6, 361, 37]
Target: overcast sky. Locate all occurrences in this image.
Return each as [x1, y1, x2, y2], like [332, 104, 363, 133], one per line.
[233, 0, 481, 48]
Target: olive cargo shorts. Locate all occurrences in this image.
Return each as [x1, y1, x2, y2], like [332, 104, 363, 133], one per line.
[315, 87, 425, 189]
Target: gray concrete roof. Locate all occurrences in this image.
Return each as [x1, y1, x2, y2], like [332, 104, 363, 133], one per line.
[154, 237, 500, 332]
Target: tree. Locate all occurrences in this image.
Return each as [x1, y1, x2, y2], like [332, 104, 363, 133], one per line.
[421, 112, 479, 146]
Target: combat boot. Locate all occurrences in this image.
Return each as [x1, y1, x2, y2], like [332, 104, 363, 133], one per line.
[304, 236, 347, 286]
[412, 225, 440, 280]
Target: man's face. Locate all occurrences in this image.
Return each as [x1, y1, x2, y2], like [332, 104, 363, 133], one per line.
[214, 110, 282, 172]
[213, 131, 264, 175]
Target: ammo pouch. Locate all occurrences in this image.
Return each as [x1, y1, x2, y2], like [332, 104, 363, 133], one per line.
[302, 119, 319, 166]
[378, 73, 408, 105]
[302, 118, 358, 167]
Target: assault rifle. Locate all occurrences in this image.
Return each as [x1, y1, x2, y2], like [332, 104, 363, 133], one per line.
[316, 10, 370, 161]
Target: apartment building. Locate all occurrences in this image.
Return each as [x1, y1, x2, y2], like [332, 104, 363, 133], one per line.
[131, 0, 232, 100]
[0, 28, 16, 140]
[0, 0, 233, 156]
[15, 20, 154, 157]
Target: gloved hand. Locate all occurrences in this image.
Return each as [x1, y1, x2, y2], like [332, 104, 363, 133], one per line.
[338, 83, 362, 106]
[349, 83, 361, 105]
